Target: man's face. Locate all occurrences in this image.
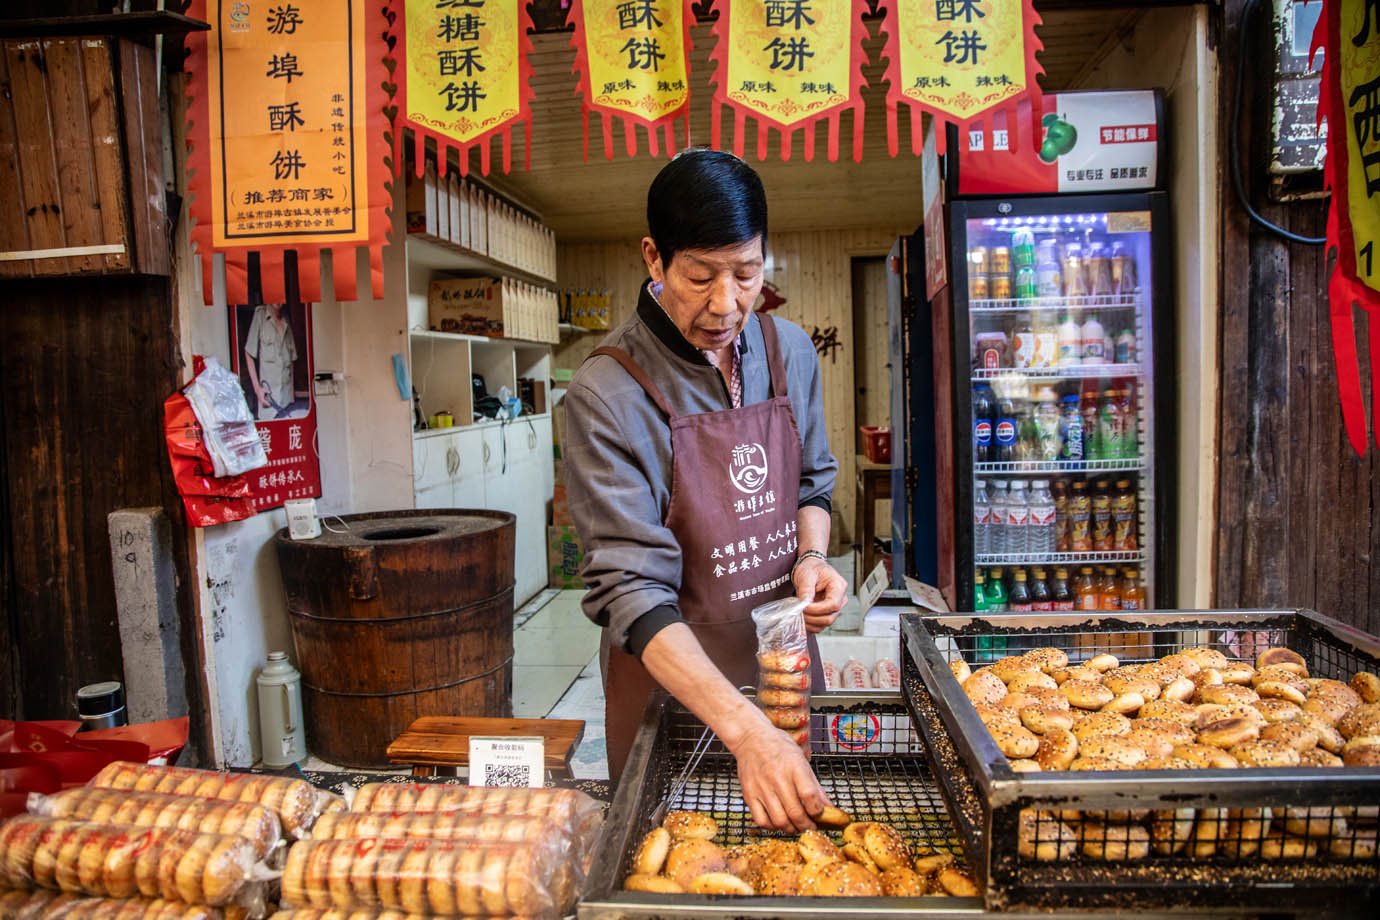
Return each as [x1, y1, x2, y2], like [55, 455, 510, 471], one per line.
[643, 236, 765, 353]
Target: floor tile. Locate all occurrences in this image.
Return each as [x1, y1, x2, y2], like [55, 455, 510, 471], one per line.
[514, 625, 601, 668]
[512, 665, 584, 718]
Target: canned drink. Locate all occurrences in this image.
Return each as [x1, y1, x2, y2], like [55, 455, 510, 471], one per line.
[1011, 231, 1036, 268]
[969, 273, 990, 300]
[991, 246, 1012, 276]
[969, 246, 991, 277]
[991, 274, 1013, 300]
[1015, 264, 1039, 300]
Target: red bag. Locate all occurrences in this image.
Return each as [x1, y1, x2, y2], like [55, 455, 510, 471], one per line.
[164, 389, 258, 527]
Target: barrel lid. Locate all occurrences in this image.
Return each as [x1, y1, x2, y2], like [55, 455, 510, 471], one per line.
[76, 681, 124, 715]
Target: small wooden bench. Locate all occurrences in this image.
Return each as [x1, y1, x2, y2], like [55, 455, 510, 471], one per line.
[386, 716, 586, 778]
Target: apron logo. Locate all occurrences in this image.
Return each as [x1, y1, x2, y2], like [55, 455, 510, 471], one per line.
[729, 443, 769, 494]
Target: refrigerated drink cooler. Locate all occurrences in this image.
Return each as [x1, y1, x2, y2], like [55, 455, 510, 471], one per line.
[950, 193, 1174, 623]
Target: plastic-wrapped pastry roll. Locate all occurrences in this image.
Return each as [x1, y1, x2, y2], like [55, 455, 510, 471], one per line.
[348, 785, 603, 851]
[0, 816, 264, 911]
[29, 788, 284, 862]
[266, 912, 429, 920]
[87, 764, 340, 839]
[310, 811, 587, 870]
[0, 888, 227, 919]
[281, 837, 572, 919]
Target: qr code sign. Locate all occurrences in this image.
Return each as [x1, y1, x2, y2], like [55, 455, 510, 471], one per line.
[483, 763, 532, 787]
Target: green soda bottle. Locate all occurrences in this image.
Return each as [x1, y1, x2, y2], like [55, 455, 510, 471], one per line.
[978, 568, 1010, 662]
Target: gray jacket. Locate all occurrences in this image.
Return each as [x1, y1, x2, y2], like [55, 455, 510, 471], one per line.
[563, 283, 837, 652]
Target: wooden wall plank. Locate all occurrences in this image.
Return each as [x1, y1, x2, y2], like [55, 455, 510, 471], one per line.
[4, 40, 66, 275]
[119, 40, 168, 276]
[43, 38, 102, 274]
[0, 46, 32, 278]
[853, 257, 889, 456]
[80, 37, 130, 272]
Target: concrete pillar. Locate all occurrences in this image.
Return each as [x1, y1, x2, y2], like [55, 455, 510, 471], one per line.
[108, 508, 188, 723]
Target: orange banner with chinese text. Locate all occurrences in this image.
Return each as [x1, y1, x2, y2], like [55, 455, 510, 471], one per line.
[398, 0, 534, 177]
[708, 0, 869, 162]
[186, 0, 392, 304]
[571, 0, 693, 159]
[1314, 0, 1380, 454]
[877, 0, 1043, 156]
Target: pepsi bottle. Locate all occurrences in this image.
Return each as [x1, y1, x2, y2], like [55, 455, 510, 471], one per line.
[994, 396, 1019, 463]
[973, 383, 996, 462]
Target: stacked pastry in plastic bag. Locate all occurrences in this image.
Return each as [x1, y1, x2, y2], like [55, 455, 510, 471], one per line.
[0, 762, 342, 919]
[273, 783, 603, 919]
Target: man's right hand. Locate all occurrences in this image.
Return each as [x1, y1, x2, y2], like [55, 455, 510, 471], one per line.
[730, 724, 830, 832]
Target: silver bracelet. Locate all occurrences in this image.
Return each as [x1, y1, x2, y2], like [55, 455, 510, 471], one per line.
[791, 549, 828, 574]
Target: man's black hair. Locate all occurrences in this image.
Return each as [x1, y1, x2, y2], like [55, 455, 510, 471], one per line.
[646, 148, 767, 268]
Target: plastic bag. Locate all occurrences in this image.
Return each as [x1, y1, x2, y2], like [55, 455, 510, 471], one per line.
[183, 357, 268, 478]
[163, 391, 258, 528]
[0, 888, 226, 919]
[751, 597, 812, 752]
[280, 838, 574, 919]
[872, 658, 901, 689]
[348, 785, 603, 853]
[0, 815, 268, 911]
[28, 787, 284, 863]
[840, 658, 871, 689]
[822, 660, 842, 690]
[87, 763, 341, 840]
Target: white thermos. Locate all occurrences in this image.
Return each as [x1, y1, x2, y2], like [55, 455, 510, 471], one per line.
[256, 651, 306, 767]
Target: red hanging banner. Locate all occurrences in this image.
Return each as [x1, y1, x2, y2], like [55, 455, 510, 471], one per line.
[1314, 0, 1380, 456]
[875, 0, 1043, 157]
[185, 0, 393, 304]
[396, 0, 535, 177]
[570, 0, 694, 159]
[707, 0, 869, 162]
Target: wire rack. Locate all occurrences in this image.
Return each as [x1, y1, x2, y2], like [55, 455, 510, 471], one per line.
[579, 693, 974, 919]
[901, 610, 1380, 912]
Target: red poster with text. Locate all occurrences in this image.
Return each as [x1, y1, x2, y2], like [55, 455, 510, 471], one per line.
[229, 302, 322, 511]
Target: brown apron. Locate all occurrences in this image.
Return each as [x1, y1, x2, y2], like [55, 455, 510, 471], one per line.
[589, 315, 825, 780]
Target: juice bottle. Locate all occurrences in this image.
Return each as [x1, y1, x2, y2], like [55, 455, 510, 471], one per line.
[1051, 567, 1076, 611]
[1012, 315, 1036, 368]
[1121, 569, 1145, 610]
[1091, 479, 1114, 551]
[1030, 567, 1053, 612]
[1081, 312, 1106, 364]
[974, 570, 989, 612]
[1098, 389, 1124, 460]
[986, 567, 1009, 611]
[1074, 566, 1098, 610]
[1069, 480, 1092, 552]
[1034, 314, 1060, 368]
[1033, 387, 1061, 461]
[1112, 479, 1137, 551]
[1058, 393, 1083, 461]
[1100, 567, 1122, 610]
[1052, 479, 1070, 552]
[1081, 382, 1102, 459]
[1009, 569, 1033, 612]
[1057, 313, 1082, 366]
[1116, 385, 1138, 459]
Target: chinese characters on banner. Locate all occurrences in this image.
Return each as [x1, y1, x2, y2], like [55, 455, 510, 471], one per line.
[570, 0, 693, 159]
[398, 0, 535, 176]
[709, 0, 868, 161]
[1314, 0, 1380, 455]
[876, 0, 1043, 156]
[229, 303, 323, 512]
[186, 1, 392, 305]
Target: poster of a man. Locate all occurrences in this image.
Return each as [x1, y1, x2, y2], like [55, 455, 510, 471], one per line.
[234, 302, 311, 420]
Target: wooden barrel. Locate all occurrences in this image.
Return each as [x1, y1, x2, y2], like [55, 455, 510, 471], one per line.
[274, 510, 515, 768]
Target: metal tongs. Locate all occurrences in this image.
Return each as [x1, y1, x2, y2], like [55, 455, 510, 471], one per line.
[649, 721, 716, 827]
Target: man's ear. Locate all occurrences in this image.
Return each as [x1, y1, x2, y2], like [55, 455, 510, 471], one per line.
[641, 237, 663, 282]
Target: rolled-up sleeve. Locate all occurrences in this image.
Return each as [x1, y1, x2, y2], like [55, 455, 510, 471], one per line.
[563, 371, 683, 652]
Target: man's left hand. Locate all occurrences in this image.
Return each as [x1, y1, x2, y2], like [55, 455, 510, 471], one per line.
[793, 557, 847, 633]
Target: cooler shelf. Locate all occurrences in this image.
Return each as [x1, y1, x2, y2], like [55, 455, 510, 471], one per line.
[974, 458, 1145, 474]
[969, 293, 1139, 312]
[972, 363, 1141, 381]
[975, 550, 1145, 565]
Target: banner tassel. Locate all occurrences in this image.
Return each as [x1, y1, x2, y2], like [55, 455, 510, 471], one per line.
[886, 101, 899, 158]
[332, 245, 356, 303]
[804, 120, 817, 164]
[853, 103, 866, 163]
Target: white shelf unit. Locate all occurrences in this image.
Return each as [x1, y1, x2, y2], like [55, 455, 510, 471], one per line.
[402, 191, 557, 607]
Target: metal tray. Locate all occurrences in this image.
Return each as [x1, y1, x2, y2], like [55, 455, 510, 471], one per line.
[901, 608, 1380, 912]
[578, 691, 980, 918]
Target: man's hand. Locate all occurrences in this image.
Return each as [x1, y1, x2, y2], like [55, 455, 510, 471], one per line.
[793, 556, 847, 633]
[729, 723, 830, 832]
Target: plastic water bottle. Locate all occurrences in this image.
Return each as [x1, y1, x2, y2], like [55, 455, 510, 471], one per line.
[989, 481, 1009, 555]
[1028, 480, 1056, 557]
[1006, 481, 1029, 557]
[974, 479, 991, 555]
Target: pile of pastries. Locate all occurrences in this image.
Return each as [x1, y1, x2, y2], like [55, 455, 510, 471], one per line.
[952, 644, 1380, 861]
[622, 808, 978, 898]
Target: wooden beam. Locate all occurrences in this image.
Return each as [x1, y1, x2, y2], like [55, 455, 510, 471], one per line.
[0, 11, 208, 41]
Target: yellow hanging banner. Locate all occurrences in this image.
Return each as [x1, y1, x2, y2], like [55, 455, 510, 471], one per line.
[878, 0, 1044, 156]
[399, 0, 534, 175]
[571, 0, 692, 158]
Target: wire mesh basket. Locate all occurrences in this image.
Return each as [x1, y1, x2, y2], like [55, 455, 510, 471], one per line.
[901, 609, 1380, 912]
[579, 691, 976, 918]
